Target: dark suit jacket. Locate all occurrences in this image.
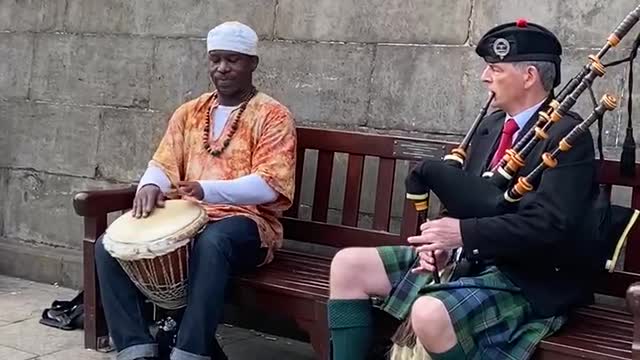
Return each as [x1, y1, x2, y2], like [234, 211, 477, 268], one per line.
[459, 99, 599, 318]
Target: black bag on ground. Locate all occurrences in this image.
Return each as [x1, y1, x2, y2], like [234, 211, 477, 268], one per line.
[40, 290, 84, 331]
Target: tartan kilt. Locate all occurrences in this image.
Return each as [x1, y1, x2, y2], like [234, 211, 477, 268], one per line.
[375, 245, 567, 360]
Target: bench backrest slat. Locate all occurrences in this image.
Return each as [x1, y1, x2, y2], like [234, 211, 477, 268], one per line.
[282, 218, 400, 248]
[296, 127, 399, 157]
[284, 147, 306, 219]
[311, 150, 335, 222]
[342, 154, 365, 227]
[373, 158, 396, 231]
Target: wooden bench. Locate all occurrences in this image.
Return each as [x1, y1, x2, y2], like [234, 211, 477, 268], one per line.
[73, 126, 640, 359]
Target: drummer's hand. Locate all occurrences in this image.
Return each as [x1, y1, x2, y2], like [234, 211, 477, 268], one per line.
[133, 184, 165, 218]
[176, 181, 204, 201]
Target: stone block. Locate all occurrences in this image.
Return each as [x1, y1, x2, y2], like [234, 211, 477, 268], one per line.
[0, 101, 101, 177]
[255, 41, 375, 125]
[31, 33, 153, 107]
[0, 274, 61, 295]
[155, 40, 374, 124]
[369, 44, 628, 151]
[3, 170, 121, 250]
[561, 49, 626, 149]
[626, 72, 640, 151]
[0, 33, 34, 100]
[65, 0, 276, 37]
[470, 0, 640, 49]
[276, 0, 471, 44]
[326, 152, 348, 211]
[297, 150, 317, 209]
[611, 54, 640, 151]
[150, 38, 211, 111]
[0, 239, 82, 289]
[359, 156, 380, 215]
[0, 0, 65, 32]
[368, 45, 478, 133]
[391, 160, 411, 218]
[611, 184, 632, 207]
[96, 108, 169, 182]
[462, 47, 626, 150]
[0, 169, 6, 238]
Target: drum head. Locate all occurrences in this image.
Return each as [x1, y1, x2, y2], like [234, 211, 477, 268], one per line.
[103, 199, 208, 260]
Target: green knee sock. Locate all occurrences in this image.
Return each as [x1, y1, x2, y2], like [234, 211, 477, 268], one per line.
[327, 299, 374, 360]
[429, 342, 467, 360]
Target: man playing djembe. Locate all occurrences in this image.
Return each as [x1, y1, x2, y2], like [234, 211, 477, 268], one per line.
[327, 20, 599, 360]
[95, 21, 296, 360]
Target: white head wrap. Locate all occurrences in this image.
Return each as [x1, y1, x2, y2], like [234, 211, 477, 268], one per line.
[207, 21, 258, 56]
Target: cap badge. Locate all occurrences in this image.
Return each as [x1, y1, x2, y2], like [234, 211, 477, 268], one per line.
[492, 38, 510, 59]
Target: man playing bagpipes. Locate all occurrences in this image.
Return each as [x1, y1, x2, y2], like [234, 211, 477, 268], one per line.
[93, 21, 296, 360]
[327, 17, 640, 360]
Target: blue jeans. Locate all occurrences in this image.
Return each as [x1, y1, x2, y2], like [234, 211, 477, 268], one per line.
[95, 216, 267, 360]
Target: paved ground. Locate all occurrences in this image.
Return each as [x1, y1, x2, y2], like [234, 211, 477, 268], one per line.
[0, 274, 315, 359]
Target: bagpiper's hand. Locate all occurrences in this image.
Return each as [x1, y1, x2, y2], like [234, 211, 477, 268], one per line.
[408, 217, 462, 252]
[132, 184, 165, 218]
[411, 249, 450, 274]
[177, 181, 204, 201]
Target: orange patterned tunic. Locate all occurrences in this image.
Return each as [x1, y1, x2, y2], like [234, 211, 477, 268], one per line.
[149, 91, 296, 264]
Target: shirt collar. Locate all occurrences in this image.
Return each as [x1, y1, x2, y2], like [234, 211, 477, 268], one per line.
[506, 99, 546, 130]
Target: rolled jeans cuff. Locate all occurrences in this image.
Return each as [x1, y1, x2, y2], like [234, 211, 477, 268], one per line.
[171, 347, 210, 360]
[117, 343, 158, 360]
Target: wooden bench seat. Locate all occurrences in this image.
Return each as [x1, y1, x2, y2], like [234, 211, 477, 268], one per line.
[73, 126, 640, 359]
[236, 250, 331, 301]
[538, 304, 634, 359]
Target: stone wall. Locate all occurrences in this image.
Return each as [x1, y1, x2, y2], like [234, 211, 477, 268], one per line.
[2, 0, 640, 287]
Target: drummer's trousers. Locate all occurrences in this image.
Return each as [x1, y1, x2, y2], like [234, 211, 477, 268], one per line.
[95, 215, 267, 360]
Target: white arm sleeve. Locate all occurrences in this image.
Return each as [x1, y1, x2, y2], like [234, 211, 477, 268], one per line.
[197, 174, 278, 205]
[137, 165, 172, 193]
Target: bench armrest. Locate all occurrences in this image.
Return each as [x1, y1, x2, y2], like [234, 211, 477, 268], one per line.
[626, 282, 640, 358]
[73, 186, 136, 350]
[73, 186, 137, 217]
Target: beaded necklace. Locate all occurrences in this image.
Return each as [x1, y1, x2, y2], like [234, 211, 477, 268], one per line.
[202, 86, 257, 157]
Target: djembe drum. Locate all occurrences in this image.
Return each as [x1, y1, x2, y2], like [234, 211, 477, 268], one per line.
[102, 199, 209, 309]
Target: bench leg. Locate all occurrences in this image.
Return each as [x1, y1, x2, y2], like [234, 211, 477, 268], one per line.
[297, 319, 330, 360]
[627, 282, 640, 360]
[83, 238, 111, 352]
[301, 302, 331, 360]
